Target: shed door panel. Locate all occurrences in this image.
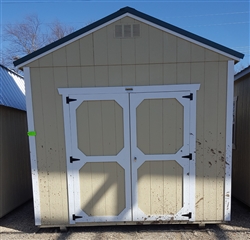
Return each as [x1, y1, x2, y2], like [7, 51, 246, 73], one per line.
[69, 93, 131, 223]
[66, 88, 195, 224]
[130, 92, 193, 221]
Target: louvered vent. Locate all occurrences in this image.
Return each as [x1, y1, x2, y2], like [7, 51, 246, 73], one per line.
[115, 25, 122, 38]
[124, 24, 131, 38]
[114, 24, 140, 38]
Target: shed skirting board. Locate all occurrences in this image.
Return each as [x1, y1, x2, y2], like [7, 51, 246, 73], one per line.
[224, 60, 234, 221]
[38, 220, 226, 228]
[24, 67, 41, 226]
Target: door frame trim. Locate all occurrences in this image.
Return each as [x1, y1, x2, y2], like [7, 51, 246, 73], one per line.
[59, 84, 200, 96]
[59, 84, 200, 224]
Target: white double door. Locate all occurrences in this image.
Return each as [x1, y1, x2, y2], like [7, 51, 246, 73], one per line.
[60, 85, 198, 224]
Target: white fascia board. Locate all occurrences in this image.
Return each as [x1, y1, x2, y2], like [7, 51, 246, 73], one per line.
[224, 60, 234, 221]
[58, 84, 200, 96]
[24, 67, 41, 226]
[16, 12, 239, 68]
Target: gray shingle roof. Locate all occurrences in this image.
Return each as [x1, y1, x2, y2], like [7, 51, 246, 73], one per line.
[0, 65, 26, 111]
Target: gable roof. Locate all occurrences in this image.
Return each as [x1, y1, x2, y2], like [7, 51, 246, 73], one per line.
[0, 64, 26, 111]
[13, 6, 244, 68]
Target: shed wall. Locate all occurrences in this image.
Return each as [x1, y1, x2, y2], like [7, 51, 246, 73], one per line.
[0, 106, 32, 217]
[27, 17, 229, 225]
[233, 73, 250, 207]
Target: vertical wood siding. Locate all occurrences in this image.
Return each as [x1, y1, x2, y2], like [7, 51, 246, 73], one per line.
[138, 160, 183, 216]
[0, 106, 32, 217]
[27, 16, 230, 224]
[136, 99, 183, 154]
[76, 100, 124, 156]
[233, 73, 250, 207]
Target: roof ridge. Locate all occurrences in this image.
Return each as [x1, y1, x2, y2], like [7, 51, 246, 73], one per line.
[13, 7, 244, 67]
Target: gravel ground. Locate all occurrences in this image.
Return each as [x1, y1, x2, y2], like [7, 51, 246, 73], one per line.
[0, 198, 250, 240]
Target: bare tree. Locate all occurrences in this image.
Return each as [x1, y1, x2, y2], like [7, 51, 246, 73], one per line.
[1, 14, 75, 71]
[48, 20, 75, 42]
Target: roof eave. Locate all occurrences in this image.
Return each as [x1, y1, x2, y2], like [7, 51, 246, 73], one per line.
[14, 7, 129, 68]
[13, 6, 244, 68]
[234, 65, 250, 81]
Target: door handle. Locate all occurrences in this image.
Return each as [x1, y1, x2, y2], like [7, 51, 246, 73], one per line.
[134, 157, 137, 161]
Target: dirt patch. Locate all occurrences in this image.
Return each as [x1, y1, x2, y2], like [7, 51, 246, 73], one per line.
[0, 198, 250, 240]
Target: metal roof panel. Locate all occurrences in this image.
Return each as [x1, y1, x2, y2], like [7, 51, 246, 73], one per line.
[234, 65, 250, 81]
[0, 65, 26, 111]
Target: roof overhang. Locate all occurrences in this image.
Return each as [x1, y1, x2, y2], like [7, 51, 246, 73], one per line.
[234, 66, 250, 81]
[14, 7, 244, 69]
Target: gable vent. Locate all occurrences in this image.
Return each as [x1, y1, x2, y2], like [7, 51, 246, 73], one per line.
[115, 25, 123, 38]
[114, 24, 140, 38]
[124, 24, 131, 38]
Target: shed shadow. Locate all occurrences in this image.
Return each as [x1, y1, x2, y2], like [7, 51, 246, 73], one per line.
[0, 197, 249, 240]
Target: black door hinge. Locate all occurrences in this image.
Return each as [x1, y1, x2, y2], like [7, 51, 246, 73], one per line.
[125, 87, 133, 91]
[70, 156, 80, 163]
[66, 96, 77, 104]
[72, 214, 83, 221]
[182, 212, 192, 219]
[182, 153, 192, 160]
[182, 93, 193, 100]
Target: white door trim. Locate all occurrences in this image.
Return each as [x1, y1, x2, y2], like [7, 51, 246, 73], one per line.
[58, 84, 200, 96]
[59, 84, 200, 224]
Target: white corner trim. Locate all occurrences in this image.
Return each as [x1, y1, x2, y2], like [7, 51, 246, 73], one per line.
[224, 60, 234, 221]
[24, 67, 41, 226]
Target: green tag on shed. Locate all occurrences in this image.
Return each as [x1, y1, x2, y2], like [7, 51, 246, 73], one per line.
[27, 131, 36, 136]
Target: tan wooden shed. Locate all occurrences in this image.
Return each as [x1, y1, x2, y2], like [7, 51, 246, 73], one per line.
[232, 66, 250, 207]
[0, 64, 32, 218]
[13, 7, 244, 228]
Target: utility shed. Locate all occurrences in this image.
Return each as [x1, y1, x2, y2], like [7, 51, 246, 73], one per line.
[14, 7, 244, 228]
[232, 66, 250, 207]
[0, 64, 32, 218]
